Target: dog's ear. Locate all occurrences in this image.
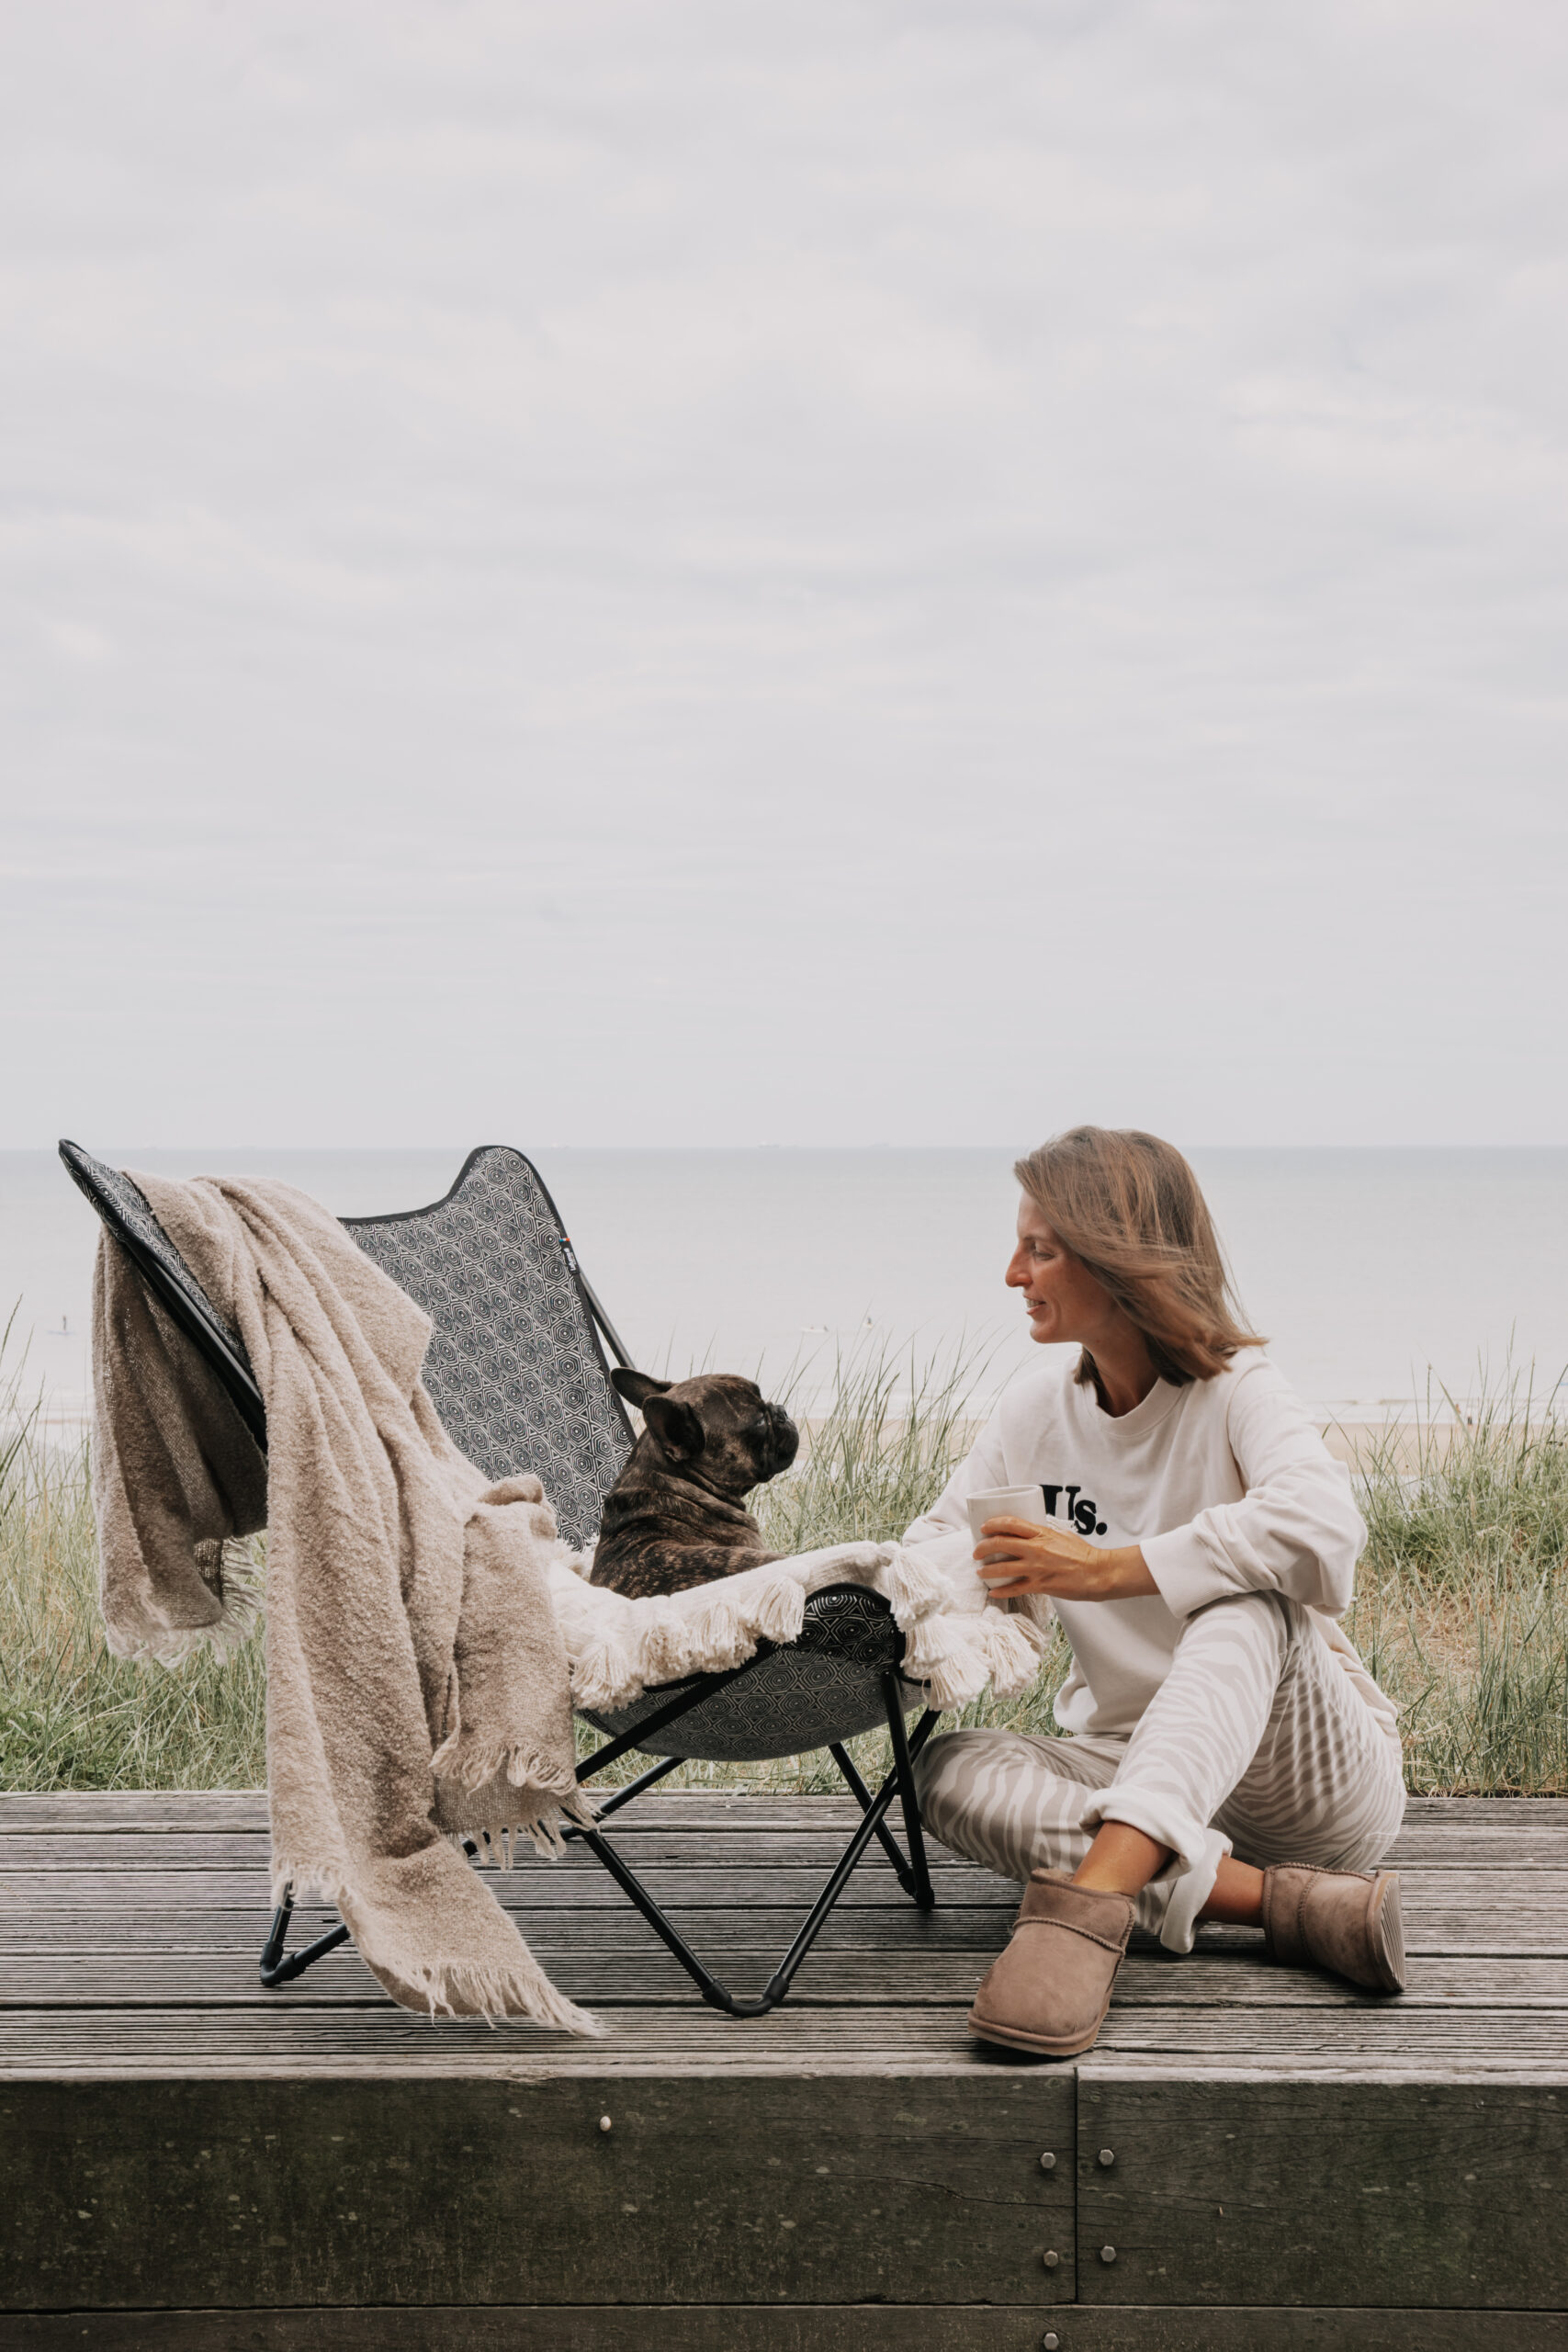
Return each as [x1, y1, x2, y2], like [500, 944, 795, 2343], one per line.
[612, 1369, 671, 1410]
[641, 1393, 705, 1464]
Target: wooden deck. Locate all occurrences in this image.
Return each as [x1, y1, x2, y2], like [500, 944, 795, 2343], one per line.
[2, 1791, 1566, 2347]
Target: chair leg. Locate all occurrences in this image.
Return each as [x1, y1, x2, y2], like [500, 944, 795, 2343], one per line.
[259, 1885, 352, 1987]
[575, 1710, 942, 2018]
[564, 1751, 684, 1838]
[747, 1708, 942, 2007]
[575, 1826, 748, 2013]
[827, 1741, 924, 1898]
[258, 1751, 683, 1991]
[882, 1678, 939, 1912]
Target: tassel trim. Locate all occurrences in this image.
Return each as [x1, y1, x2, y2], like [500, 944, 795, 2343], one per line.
[268, 1858, 604, 2036]
[103, 1548, 263, 1668]
[550, 1538, 1049, 1714]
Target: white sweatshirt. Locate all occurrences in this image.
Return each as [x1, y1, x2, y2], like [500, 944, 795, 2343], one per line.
[903, 1351, 1397, 1743]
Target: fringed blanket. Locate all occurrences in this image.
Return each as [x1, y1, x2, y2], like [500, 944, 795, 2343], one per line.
[91, 1173, 600, 2036]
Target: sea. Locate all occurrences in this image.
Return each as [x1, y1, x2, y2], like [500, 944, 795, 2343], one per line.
[5, 1148, 1567, 1430]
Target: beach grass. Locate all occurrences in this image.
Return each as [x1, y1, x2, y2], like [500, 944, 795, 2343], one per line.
[2, 1322, 1564, 1798]
[0, 1335, 267, 1792]
[1349, 1373, 1568, 1798]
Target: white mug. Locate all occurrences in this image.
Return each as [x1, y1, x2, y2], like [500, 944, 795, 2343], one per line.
[965, 1484, 1049, 1545]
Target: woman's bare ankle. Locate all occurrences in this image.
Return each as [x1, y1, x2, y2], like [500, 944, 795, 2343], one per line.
[1071, 1820, 1171, 1897]
[1197, 1856, 1266, 1928]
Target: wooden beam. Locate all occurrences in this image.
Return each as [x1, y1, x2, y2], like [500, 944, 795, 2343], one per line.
[5, 2310, 1568, 2351]
[1076, 2072, 1568, 2309]
[0, 2075, 1076, 2312]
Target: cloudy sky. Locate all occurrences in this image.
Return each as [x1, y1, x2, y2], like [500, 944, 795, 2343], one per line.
[4, 0, 1565, 1148]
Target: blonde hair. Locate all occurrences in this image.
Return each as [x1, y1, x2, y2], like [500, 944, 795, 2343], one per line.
[1013, 1126, 1264, 1388]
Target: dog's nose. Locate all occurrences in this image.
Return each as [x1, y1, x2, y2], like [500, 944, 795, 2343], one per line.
[766, 1404, 800, 1467]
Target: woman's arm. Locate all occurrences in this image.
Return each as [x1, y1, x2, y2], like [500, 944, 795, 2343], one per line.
[1139, 1359, 1366, 1619]
[972, 1521, 1158, 1600]
[969, 1359, 1363, 1612]
[910, 1387, 1160, 1600]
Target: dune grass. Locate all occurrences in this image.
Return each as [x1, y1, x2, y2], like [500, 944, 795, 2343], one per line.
[2, 1321, 1564, 1797]
[0, 1319, 267, 1792]
[1348, 1374, 1568, 1797]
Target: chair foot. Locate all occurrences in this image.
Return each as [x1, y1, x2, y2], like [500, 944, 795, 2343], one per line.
[259, 1888, 352, 1987]
[701, 1973, 789, 2019]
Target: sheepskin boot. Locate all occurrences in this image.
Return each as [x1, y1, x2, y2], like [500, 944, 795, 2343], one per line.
[968, 1871, 1135, 2057]
[1261, 1864, 1406, 1994]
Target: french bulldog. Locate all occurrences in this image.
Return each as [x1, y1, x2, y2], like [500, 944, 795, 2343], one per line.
[589, 1370, 800, 1600]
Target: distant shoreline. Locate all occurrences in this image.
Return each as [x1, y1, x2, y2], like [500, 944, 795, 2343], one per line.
[11, 1403, 1553, 1476]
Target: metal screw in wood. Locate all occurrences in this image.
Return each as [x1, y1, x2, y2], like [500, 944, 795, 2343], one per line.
[1043, 2335, 1060, 2350]
[1098, 2147, 1115, 2165]
[1100, 2245, 1117, 2263]
[1039, 2149, 1055, 2169]
[1042, 2248, 1060, 2269]
[599, 2116, 612, 2133]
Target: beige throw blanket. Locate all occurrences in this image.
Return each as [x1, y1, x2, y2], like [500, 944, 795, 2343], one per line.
[91, 1173, 599, 2034]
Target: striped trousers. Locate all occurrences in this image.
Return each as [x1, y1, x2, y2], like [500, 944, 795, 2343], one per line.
[914, 1592, 1406, 1951]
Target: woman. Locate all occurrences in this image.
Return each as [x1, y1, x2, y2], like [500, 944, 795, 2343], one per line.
[905, 1126, 1406, 2058]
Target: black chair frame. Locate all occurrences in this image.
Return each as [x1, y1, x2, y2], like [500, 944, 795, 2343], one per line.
[62, 1141, 942, 2019]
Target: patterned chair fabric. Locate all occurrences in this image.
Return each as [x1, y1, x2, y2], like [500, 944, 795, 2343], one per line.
[61, 1141, 633, 1553]
[344, 1148, 632, 1551]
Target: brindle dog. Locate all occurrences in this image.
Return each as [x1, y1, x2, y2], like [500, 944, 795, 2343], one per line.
[589, 1370, 800, 1600]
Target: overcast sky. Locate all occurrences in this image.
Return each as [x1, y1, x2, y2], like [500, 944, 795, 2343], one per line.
[3, 1, 1565, 1148]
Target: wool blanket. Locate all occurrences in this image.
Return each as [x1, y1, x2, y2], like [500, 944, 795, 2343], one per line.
[90, 1174, 599, 2035]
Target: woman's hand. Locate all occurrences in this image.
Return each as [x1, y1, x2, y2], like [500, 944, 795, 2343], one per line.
[974, 1517, 1159, 1601]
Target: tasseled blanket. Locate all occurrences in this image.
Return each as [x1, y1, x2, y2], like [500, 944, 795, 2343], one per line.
[552, 1533, 1052, 1717]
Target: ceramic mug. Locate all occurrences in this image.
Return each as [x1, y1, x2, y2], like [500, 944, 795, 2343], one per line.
[965, 1483, 1049, 1545]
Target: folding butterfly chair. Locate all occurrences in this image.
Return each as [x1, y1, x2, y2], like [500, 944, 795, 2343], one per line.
[61, 1140, 942, 2018]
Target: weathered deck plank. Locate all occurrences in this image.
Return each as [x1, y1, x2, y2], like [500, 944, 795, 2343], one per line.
[4, 1790, 1567, 1829]
[1077, 2073, 1568, 2309]
[5, 2002, 1567, 2076]
[4, 1812, 1566, 1868]
[0, 2072, 1078, 2312]
[5, 1950, 1566, 2010]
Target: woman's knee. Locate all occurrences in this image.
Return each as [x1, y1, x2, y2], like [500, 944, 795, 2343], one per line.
[912, 1727, 983, 1817]
[1177, 1588, 1302, 1676]
[911, 1726, 1047, 1847]
[1325, 1744, 1408, 1870]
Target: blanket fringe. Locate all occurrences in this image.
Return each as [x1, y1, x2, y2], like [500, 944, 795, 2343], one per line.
[394, 1954, 604, 2035]
[270, 1856, 355, 1917]
[550, 1539, 1052, 1720]
[431, 1733, 587, 1802]
[104, 1555, 264, 1668]
[874, 1549, 951, 1625]
[445, 1783, 598, 1865]
[268, 1857, 603, 2034]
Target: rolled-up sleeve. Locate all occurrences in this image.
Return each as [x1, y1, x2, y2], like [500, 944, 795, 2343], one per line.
[1141, 1361, 1366, 1622]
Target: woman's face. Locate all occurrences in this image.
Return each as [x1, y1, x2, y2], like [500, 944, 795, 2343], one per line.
[1005, 1193, 1120, 1349]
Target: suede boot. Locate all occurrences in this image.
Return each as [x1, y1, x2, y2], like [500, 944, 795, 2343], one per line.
[1261, 1864, 1406, 1994]
[968, 1871, 1135, 2057]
